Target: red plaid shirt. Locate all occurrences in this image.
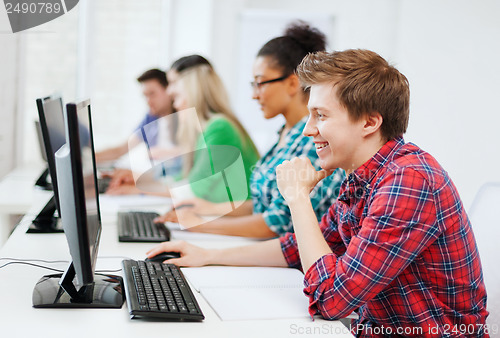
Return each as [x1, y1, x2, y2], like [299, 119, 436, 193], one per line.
[280, 137, 488, 337]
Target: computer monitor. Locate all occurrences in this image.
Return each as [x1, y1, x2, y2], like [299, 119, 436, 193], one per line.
[32, 100, 124, 308]
[34, 121, 49, 187]
[34, 97, 64, 189]
[29, 96, 67, 233]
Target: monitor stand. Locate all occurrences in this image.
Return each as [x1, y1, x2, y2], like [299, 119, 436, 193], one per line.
[32, 263, 124, 308]
[27, 196, 64, 233]
[34, 167, 53, 191]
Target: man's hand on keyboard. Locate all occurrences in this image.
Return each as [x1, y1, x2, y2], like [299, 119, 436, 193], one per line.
[146, 240, 212, 267]
[154, 209, 179, 223]
[106, 183, 142, 195]
[108, 168, 135, 189]
[173, 198, 218, 215]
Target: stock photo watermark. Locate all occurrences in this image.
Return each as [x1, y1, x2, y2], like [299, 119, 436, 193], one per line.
[289, 323, 351, 336]
[3, 0, 78, 33]
[290, 322, 499, 336]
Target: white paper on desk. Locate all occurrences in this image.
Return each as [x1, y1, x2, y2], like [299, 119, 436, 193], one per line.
[181, 266, 308, 321]
[201, 286, 310, 321]
[181, 266, 304, 292]
[182, 266, 360, 322]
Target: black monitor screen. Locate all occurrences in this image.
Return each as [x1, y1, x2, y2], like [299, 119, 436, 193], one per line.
[36, 97, 65, 210]
[35, 97, 91, 222]
[73, 101, 99, 279]
[59, 100, 99, 285]
[33, 99, 123, 308]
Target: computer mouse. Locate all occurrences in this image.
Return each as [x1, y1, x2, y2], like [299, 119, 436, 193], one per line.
[145, 252, 181, 262]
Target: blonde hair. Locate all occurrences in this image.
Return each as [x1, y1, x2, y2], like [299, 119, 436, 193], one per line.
[175, 64, 257, 175]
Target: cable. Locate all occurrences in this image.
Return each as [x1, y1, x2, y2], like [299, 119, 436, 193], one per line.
[0, 257, 126, 273]
[95, 256, 129, 273]
[0, 261, 121, 274]
[0, 261, 64, 273]
[0, 257, 69, 264]
[96, 269, 122, 273]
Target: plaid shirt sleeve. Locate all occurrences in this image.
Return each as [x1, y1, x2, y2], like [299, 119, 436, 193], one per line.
[280, 201, 347, 271]
[303, 167, 443, 319]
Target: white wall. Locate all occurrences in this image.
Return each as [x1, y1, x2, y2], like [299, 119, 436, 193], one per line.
[207, 0, 500, 208]
[0, 8, 21, 177]
[396, 0, 500, 208]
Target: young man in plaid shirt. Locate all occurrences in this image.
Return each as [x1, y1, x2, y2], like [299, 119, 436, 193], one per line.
[148, 49, 489, 337]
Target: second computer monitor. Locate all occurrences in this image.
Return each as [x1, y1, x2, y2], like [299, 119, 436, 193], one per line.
[35, 97, 66, 207]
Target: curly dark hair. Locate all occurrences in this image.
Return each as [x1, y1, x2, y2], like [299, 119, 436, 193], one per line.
[257, 20, 327, 75]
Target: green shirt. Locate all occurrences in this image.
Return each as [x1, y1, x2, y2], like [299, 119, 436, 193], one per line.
[189, 116, 259, 203]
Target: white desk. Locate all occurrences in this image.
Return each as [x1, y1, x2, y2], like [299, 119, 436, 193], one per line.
[0, 163, 47, 245]
[0, 197, 352, 338]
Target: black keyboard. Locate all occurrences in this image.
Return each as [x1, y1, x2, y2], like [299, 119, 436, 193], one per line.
[122, 259, 204, 320]
[97, 177, 111, 194]
[118, 211, 170, 242]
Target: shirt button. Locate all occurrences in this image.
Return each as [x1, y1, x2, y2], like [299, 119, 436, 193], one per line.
[355, 188, 364, 198]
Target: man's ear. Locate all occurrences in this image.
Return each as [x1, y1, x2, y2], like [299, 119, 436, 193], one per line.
[362, 112, 383, 137]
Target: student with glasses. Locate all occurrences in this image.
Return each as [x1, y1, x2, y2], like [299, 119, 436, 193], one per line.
[154, 22, 345, 238]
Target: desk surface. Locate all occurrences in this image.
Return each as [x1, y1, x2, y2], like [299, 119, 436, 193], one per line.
[0, 164, 51, 245]
[0, 162, 46, 213]
[0, 195, 352, 338]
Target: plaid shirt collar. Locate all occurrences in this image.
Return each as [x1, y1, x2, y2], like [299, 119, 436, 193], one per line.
[339, 136, 405, 203]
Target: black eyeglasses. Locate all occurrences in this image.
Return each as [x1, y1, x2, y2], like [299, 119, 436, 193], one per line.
[250, 75, 289, 90]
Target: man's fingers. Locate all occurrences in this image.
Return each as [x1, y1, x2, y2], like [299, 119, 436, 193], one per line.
[163, 257, 183, 266]
[146, 240, 184, 258]
[153, 214, 167, 223]
[154, 210, 177, 223]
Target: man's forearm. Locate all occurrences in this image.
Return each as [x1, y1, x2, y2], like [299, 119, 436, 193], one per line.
[225, 200, 254, 216]
[288, 197, 332, 272]
[208, 238, 288, 267]
[95, 143, 128, 162]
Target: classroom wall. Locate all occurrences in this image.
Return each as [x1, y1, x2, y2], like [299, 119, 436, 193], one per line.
[0, 10, 21, 177]
[211, 0, 500, 208]
[208, 0, 500, 208]
[396, 0, 500, 209]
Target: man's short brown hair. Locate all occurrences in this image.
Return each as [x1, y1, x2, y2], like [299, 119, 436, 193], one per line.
[297, 49, 410, 141]
[137, 68, 168, 88]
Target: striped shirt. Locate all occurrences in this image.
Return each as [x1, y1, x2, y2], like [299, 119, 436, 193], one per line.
[280, 137, 488, 337]
[250, 116, 344, 236]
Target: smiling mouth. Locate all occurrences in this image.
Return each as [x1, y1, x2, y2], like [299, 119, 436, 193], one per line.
[315, 143, 329, 150]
